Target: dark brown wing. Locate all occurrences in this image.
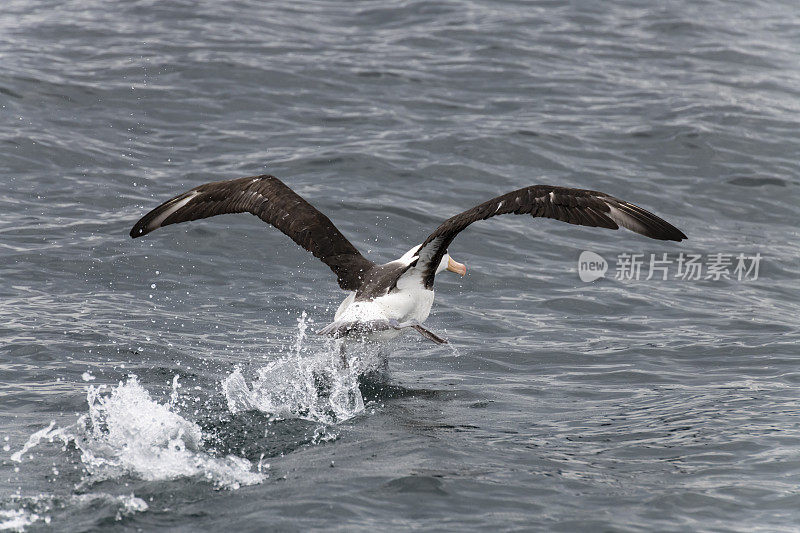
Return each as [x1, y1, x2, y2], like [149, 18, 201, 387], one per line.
[130, 175, 375, 291]
[415, 185, 687, 287]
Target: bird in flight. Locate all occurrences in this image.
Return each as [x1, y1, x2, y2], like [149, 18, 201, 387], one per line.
[130, 175, 686, 344]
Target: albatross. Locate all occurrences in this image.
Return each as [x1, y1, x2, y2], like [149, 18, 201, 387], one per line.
[130, 175, 686, 344]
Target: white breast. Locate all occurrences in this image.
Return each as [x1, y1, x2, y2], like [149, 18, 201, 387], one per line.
[334, 267, 434, 324]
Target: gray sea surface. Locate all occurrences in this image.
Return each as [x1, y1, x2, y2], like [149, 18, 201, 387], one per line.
[1, 0, 799, 531]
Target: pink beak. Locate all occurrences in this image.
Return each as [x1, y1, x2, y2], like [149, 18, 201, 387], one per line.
[446, 256, 467, 276]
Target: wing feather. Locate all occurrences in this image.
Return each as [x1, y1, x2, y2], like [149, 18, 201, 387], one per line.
[130, 175, 374, 291]
[416, 185, 686, 287]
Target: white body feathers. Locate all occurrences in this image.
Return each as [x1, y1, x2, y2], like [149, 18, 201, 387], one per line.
[332, 245, 446, 338]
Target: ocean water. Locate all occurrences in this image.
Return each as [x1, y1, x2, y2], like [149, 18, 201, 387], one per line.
[1, 0, 799, 531]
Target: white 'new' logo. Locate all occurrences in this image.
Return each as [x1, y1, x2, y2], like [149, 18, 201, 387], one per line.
[578, 251, 607, 282]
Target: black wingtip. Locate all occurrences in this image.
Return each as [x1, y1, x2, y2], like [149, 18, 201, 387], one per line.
[649, 226, 687, 242]
[662, 225, 688, 242]
[616, 201, 687, 242]
[649, 227, 687, 242]
[129, 220, 149, 239]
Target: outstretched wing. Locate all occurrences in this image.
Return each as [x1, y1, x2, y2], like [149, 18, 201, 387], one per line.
[415, 185, 687, 288]
[130, 175, 375, 291]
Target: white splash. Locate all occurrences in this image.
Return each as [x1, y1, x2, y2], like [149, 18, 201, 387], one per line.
[222, 312, 378, 424]
[10, 376, 265, 491]
[10, 421, 57, 463]
[0, 509, 40, 532]
[0, 492, 148, 532]
[72, 493, 148, 521]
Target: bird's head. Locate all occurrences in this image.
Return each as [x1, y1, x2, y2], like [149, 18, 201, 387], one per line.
[399, 245, 466, 277]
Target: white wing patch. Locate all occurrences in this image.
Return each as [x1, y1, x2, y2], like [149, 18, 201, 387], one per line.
[397, 244, 423, 266]
[605, 203, 649, 234]
[416, 236, 445, 267]
[147, 191, 199, 231]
